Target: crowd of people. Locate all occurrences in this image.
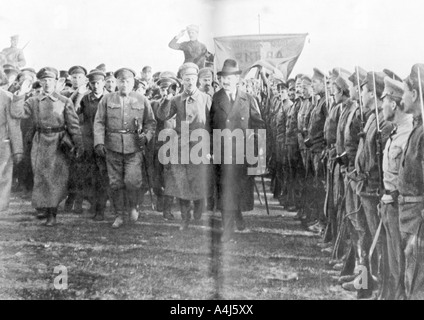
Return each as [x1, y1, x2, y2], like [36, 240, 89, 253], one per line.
[0, 26, 424, 300]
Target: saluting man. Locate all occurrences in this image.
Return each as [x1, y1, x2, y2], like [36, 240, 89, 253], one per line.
[11, 67, 82, 226]
[93, 68, 156, 229]
[157, 63, 211, 230]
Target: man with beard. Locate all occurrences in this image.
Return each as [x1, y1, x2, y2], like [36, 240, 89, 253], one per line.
[198, 67, 214, 97]
[210, 59, 265, 242]
[157, 63, 211, 230]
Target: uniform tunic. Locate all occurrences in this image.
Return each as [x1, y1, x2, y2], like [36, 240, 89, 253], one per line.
[168, 38, 208, 69]
[11, 92, 82, 208]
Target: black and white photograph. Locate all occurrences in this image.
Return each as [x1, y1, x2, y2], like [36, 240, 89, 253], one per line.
[1, 0, 424, 303]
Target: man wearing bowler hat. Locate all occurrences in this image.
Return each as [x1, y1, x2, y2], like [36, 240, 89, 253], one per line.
[93, 68, 156, 229]
[210, 59, 265, 242]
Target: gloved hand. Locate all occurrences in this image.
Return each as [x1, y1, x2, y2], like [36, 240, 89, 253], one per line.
[137, 133, 148, 149]
[95, 144, 107, 157]
[75, 146, 84, 159]
[13, 153, 23, 165]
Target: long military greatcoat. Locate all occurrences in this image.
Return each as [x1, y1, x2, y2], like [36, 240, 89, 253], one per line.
[11, 92, 82, 208]
[157, 88, 212, 200]
[210, 88, 265, 212]
[0, 89, 23, 211]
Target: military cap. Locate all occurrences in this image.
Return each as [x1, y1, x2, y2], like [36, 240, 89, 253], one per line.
[156, 71, 180, 87]
[114, 68, 137, 79]
[348, 66, 367, 87]
[96, 63, 106, 72]
[287, 78, 295, 87]
[105, 71, 115, 80]
[361, 71, 387, 97]
[0, 69, 8, 86]
[381, 77, 404, 100]
[3, 64, 19, 75]
[405, 63, 424, 93]
[333, 76, 352, 93]
[330, 67, 352, 81]
[10, 34, 19, 40]
[87, 69, 106, 81]
[301, 75, 312, 84]
[198, 67, 213, 79]
[36, 67, 58, 80]
[32, 81, 41, 89]
[186, 24, 199, 33]
[277, 82, 287, 90]
[59, 70, 69, 79]
[17, 70, 35, 82]
[312, 68, 326, 81]
[295, 73, 305, 81]
[179, 62, 200, 76]
[383, 69, 402, 82]
[20, 67, 36, 75]
[68, 65, 87, 76]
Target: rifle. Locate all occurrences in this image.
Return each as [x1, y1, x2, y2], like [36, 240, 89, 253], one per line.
[368, 71, 384, 271]
[356, 66, 365, 133]
[134, 117, 156, 211]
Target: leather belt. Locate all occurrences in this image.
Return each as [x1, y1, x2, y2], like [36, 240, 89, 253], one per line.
[107, 129, 137, 134]
[36, 126, 65, 134]
[398, 195, 424, 204]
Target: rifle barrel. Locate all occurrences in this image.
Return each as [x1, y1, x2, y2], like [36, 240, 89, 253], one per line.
[417, 68, 424, 126]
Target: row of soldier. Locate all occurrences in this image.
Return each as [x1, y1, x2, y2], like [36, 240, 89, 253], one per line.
[0, 58, 265, 245]
[263, 65, 424, 300]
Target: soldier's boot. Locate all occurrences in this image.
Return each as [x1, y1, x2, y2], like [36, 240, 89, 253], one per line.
[163, 196, 175, 220]
[45, 208, 57, 227]
[112, 215, 124, 229]
[156, 195, 164, 213]
[73, 195, 83, 214]
[193, 199, 204, 221]
[130, 207, 139, 222]
[36, 208, 48, 220]
[235, 210, 246, 231]
[111, 189, 125, 228]
[93, 203, 105, 221]
[64, 193, 76, 212]
[179, 199, 191, 231]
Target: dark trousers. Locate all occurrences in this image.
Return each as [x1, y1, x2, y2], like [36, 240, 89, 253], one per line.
[222, 210, 244, 237]
[179, 198, 205, 221]
[380, 201, 406, 300]
[106, 150, 143, 215]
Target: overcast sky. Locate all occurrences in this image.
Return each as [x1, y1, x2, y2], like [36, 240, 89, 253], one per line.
[1, 0, 423, 78]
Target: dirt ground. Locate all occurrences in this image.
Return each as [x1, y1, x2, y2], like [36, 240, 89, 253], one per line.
[0, 178, 355, 300]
